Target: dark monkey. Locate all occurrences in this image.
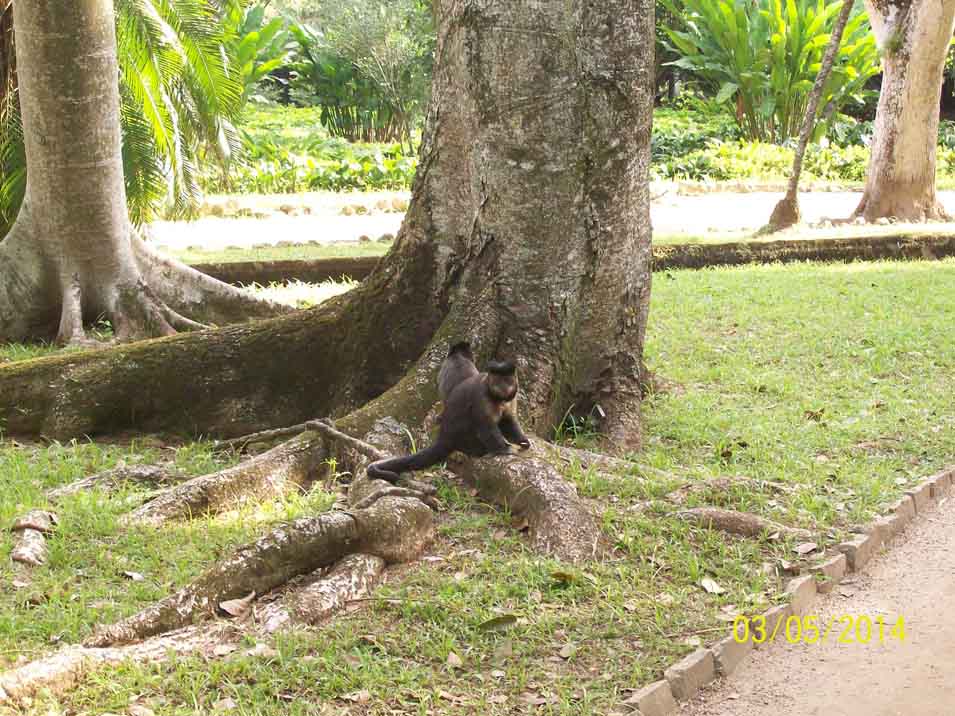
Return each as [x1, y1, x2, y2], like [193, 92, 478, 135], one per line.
[367, 342, 532, 482]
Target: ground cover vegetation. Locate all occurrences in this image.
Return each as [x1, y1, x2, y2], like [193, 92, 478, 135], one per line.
[5, 0, 955, 712]
[2, 258, 953, 713]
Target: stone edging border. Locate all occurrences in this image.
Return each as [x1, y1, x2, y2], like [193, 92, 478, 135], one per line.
[622, 466, 954, 716]
[190, 234, 955, 287]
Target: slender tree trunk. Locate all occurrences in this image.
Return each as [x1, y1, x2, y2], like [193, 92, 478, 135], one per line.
[1, 0, 654, 451]
[767, 0, 854, 231]
[856, 0, 955, 221]
[1, 0, 284, 345]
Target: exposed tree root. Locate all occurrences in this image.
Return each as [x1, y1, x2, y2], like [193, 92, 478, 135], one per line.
[123, 433, 326, 527]
[88, 491, 433, 647]
[257, 554, 386, 634]
[450, 447, 605, 563]
[132, 233, 290, 327]
[47, 464, 179, 500]
[676, 507, 812, 540]
[663, 475, 794, 506]
[0, 623, 240, 706]
[214, 423, 310, 453]
[9, 510, 57, 567]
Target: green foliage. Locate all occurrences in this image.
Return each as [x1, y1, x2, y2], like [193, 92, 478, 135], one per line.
[654, 140, 872, 182]
[663, 0, 879, 142]
[7, 259, 955, 713]
[651, 103, 955, 184]
[652, 104, 742, 162]
[222, 2, 294, 106]
[287, 0, 434, 145]
[0, 0, 245, 236]
[203, 106, 417, 193]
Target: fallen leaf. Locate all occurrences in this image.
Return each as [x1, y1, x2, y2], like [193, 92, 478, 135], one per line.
[447, 651, 463, 668]
[558, 643, 576, 659]
[492, 529, 508, 541]
[489, 694, 508, 704]
[213, 698, 237, 712]
[219, 591, 256, 618]
[245, 644, 279, 659]
[342, 690, 371, 704]
[519, 692, 547, 706]
[794, 542, 818, 555]
[437, 690, 465, 703]
[551, 570, 578, 585]
[700, 577, 725, 595]
[479, 614, 518, 632]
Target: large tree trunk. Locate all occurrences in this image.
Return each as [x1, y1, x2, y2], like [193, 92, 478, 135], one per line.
[0, 0, 653, 451]
[855, 0, 955, 222]
[1, 0, 284, 345]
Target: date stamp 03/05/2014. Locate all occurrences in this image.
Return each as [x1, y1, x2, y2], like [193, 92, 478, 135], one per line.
[732, 614, 907, 646]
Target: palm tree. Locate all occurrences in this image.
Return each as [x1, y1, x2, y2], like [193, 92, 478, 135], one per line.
[0, 0, 244, 237]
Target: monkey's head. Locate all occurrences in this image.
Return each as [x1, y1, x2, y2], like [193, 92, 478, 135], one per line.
[486, 360, 518, 402]
[448, 341, 474, 360]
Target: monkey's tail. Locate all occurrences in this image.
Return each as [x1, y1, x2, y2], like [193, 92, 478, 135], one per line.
[366, 444, 452, 483]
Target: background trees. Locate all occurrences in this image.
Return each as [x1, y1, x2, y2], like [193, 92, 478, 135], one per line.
[855, 0, 955, 221]
[0, 0, 246, 237]
[0, 0, 281, 344]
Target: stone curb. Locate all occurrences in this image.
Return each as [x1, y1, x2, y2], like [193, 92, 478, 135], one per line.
[191, 234, 955, 288]
[620, 466, 952, 716]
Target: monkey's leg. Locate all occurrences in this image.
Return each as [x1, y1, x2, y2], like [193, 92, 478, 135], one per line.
[499, 415, 531, 448]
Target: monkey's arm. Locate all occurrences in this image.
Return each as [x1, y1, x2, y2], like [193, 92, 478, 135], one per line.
[499, 413, 531, 449]
[476, 421, 512, 455]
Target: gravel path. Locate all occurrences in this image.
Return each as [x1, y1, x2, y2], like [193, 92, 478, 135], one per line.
[684, 496, 955, 716]
[148, 190, 955, 252]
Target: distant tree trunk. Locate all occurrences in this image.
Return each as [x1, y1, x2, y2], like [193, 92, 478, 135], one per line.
[0, 0, 654, 452]
[855, 0, 955, 222]
[767, 0, 854, 231]
[0, 0, 283, 345]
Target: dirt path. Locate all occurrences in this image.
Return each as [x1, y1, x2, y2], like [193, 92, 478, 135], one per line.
[149, 190, 955, 252]
[685, 496, 955, 716]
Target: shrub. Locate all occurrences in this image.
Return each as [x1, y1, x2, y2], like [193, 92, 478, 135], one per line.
[287, 0, 434, 146]
[663, 0, 879, 143]
[202, 106, 417, 193]
[652, 140, 871, 183]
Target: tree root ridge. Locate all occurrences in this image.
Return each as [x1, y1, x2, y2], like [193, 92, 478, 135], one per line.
[88, 485, 433, 647]
[124, 432, 326, 527]
[47, 464, 179, 500]
[676, 507, 812, 540]
[257, 553, 386, 633]
[9, 510, 58, 568]
[451, 446, 606, 563]
[0, 623, 240, 705]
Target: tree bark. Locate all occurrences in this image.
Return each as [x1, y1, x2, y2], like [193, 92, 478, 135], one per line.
[0, 0, 654, 449]
[2, 0, 284, 345]
[856, 0, 955, 221]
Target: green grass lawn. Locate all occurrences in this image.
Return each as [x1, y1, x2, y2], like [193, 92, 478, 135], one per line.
[3, 258, 955, 714]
